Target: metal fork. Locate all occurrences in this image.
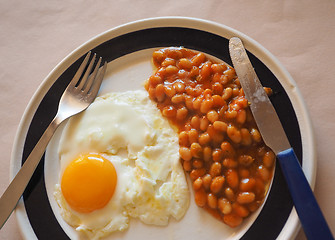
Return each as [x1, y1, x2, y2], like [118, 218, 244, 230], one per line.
[0, 51, 107, 228]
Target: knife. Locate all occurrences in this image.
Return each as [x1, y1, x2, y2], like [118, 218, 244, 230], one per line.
[229, 37, 334, 240]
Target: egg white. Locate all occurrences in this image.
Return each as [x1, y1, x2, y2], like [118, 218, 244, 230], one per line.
[54, 90, 190, 240]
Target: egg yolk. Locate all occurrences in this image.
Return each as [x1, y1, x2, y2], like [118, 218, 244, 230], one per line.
[61, 153, 117, 213]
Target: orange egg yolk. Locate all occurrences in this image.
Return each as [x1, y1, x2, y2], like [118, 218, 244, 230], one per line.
[61, 153, 117, 213]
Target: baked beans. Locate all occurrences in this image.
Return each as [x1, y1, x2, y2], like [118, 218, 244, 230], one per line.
[145, 47, 275, 228]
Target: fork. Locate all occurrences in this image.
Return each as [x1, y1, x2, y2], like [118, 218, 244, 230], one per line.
[0, 51, 107, 228]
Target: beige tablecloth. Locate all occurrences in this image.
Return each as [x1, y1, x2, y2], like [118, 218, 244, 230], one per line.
[1, 1, 334, 239]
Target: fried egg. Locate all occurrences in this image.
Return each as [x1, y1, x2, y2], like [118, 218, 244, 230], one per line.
[54, 90, 190, 239]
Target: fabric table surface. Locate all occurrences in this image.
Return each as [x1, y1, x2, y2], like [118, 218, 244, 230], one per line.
[0, 1, 334, 239]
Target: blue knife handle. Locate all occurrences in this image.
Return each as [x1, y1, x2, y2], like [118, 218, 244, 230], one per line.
[277, 148, 334, 240]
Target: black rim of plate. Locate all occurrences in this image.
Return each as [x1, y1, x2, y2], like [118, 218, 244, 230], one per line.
[21, 27, 302, 239]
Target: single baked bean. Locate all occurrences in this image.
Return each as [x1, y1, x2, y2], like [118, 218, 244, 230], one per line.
[206, 124, 217, 139]
[171, 94, 185, 104]
[210, 176, 225, 194]
[218, 198, 232, 215]
[240, 178, 256, 192]
[190, 168, 206, 181]
[173, 81, 186, 93]
[232, 87, 240, 97]
[192, 53, 206, 66]
[188, 129, 199, 144]
[207, 193, 218, 209]
[190, 116, 200, 130]
[155, 84, 165, 102]
[176, 107, 188, 121]
[161, 58, 176, 67]
[195, 188, 207, 207]
[236, 109, 246, 124]
[263, 151, 275, 168]
[212, 82, 223, 95]
[225, 187, 235, 201]
[220, 75, 229, 86]
[178, 58, 193, 70]
[200, 116, 209, 131]
[211, 63, 221, 73]
[179, 131, 189, 146]
[241, 128, 252, 146]
[223, 213, 243, 228]
[221, 141, 236, 157]
[237, 192, 255, 204]
[165, 65, 179, 75]
[257, 165, 270, 182]
[179, 147, 192, 161]
[225, 109, 237, 119]
[200, 99, 214, 113]
[200, 62, 212, 81]
[183, 160, 192, 171]
[193, 96, 202, 110]
[199, 132, 211, 146]
[212, 95, 225, 107]
[193, 177, 203, 191]
[238, 88, 244, 97]
[213, 121, 227, 132]
[149, 75, 163, 86]
[250, 128, 262, 143]
[162, 105, 176, 118]
[193, 159, 204, 169]
[222, 158, 238, 168]
[238, 155, 254, 167]
[227, 125, 242, 143]
[232, 202, 249, 218]
[203, 146, 212, 161]
[148, 87, 156, 100]
[165, 48, 182, 59]
[202, 88, 212, 98]
[207, 110, 219, 123]
[156, 67, 166, 78]
[226, 169, 239, 189]
[209, 162, 222, 177]
[222, 87, 233, 100]
[212, 63, 227, 73]
[234, 78, 241, 87]
[190, 142, 203, 158]
[202, 174, 212, 190]
[164, 85, 176, 97]
[152, 50, 165, 63]
[212, 148, 223, 162]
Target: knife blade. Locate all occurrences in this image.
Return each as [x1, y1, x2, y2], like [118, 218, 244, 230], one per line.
[229, 37, 334, 240]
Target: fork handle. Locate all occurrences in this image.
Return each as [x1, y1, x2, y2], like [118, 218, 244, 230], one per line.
[0, 116, 60, 229]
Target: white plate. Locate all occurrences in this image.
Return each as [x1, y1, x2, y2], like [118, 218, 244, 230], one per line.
[11, 17, 316, 240]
